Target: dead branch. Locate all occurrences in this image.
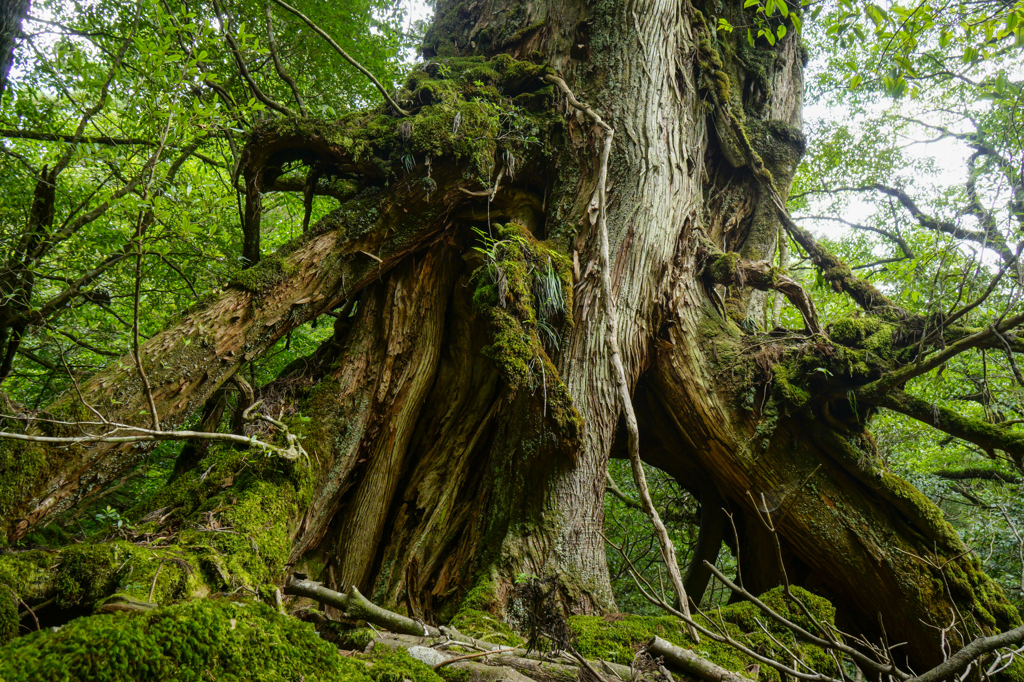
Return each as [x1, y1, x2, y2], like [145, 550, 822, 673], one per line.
[434, 648, 518, 669]
[909, 624, 1024, 682]
[0, 405, 306, 460]
[646, 636, 753, 682]
[283, 574, 440, 637]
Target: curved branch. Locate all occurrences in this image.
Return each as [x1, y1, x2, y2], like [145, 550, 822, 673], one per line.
[700, 242, 821, 334]
[212, 0, 296, 118]
[795, 215, 914, 260]
[264, 3, 306, 116]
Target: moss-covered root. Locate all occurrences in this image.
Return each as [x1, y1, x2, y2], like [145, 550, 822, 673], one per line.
[0, 598, 375, 681]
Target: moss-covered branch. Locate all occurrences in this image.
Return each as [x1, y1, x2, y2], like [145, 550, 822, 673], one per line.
[865, 389, 1024, 469]
[700, 240, 820, 333]
[860, 311, 1024, 397]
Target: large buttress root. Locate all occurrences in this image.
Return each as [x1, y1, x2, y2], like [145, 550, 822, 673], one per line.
[648, 313, 1020, 668]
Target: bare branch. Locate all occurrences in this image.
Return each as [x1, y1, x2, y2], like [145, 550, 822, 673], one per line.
[264, 3, 306, 116]
[909, 625, 1024, 682]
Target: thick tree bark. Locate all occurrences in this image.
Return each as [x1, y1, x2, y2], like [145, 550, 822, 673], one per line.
[0, 0, 1019, 674]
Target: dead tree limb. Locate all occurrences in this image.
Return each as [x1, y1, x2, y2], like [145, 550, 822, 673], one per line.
[283, 574, 440, 637]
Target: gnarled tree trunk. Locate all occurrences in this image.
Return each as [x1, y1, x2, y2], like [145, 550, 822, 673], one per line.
[0, 0, 1018, 672]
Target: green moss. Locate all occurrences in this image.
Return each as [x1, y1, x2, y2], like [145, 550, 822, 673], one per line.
[369, 646, 445, 682]
[471, 223, 582, 438]
[569, 587, 837, 681]
[460, 576, 498, 611]
[228, 254, 293, 294]
[0, 431, 48, 542]
[437, 666, 472, 682]
[0, 540, 208, 618]
[828, 316, 895, 357]
[247, 54, 554, 192]
[0, 587, 16, 644]
[450, 608, 524, 647]
[746, 119, 806, 185]
[0, 598, 373, 681]
[708, 252, 741, 283]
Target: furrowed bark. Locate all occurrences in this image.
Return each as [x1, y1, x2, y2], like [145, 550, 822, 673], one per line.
[3, 163, 465, 542]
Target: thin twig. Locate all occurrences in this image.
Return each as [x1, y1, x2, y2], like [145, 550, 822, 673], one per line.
[267, 0, 410, 116]
[433, 647, 516, 669]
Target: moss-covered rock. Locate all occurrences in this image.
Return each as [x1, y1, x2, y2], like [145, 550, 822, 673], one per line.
[0, 598, 373, 681]
[368, 646, 446, 682]
[450, 608, 524, 647]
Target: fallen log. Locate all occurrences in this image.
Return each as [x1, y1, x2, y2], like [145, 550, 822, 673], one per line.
[283, 574, 440, 637]
[646, 636, 754, 682]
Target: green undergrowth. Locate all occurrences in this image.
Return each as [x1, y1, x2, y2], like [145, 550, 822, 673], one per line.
[0, 598, 373, 682]
[568, 587, 837, 681]
[471, 223, 582, 438]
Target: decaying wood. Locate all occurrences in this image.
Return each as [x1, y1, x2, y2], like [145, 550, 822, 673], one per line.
[284, 574, 440, 637]
[647, 637, 753, 682]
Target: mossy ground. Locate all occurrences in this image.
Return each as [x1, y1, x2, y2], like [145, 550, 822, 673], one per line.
[0, 598, 374, 682]
[367, 646, 446, 682]
[0, 439, 313, 645]
[568, 587, 837, 681]
[450, 608, 524, 647]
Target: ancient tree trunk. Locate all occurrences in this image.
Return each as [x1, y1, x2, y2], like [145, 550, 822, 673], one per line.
[0, 0, 1019, 672]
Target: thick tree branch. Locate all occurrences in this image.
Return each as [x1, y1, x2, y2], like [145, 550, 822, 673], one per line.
[0, 129, 158, 145]
[932, 468, 1021, 484]
[861, 310, 1024, 396]
[866, 389, 1024, 468]
[283, 574, 439, 637]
